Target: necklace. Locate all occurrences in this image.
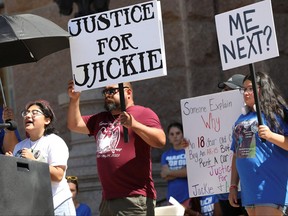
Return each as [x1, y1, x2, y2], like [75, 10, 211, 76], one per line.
[30, 137, 43, 160]
[30, 137, 42, 153]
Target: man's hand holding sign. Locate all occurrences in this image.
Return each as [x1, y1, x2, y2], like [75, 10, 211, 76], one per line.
[68, 1, 167, 142]
[67, 1, 166, 215]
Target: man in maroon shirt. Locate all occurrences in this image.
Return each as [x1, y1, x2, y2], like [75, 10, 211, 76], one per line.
[67, 81, 166, 216]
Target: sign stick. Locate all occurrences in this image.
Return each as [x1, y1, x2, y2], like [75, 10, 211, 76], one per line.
[0, 78, 7, 106]
[249, 63, 265, 142]
[118, 83, 129, 143]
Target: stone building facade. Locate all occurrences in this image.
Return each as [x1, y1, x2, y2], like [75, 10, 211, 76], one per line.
[1, 0, 288, 215]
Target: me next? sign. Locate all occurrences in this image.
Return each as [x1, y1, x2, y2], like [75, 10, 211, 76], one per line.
[68, 0, 166, 91]
[215, 0, 279, 70]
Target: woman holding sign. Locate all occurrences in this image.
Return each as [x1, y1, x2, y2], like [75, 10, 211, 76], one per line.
[229, 71, 288, 216]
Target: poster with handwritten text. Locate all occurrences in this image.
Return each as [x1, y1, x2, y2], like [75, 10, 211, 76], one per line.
[180, 90, 244, 197]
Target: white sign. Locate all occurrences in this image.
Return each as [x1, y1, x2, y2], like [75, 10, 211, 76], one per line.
[180, 90, 244, 197]
[68, 0, 167, 91]
[215, 0, 278, 70]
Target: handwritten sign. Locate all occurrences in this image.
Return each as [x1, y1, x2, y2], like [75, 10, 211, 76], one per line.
[68, 1, 167, 91]
[180, 90, 244, 197]
[215, 0, 278, 70]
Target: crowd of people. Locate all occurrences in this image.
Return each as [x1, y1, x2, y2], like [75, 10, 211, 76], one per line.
[159, 72, 288, 216]
[1, 71, 288, 216]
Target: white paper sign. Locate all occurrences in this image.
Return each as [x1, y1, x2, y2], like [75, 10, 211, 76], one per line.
[68, 0, 167, 91]
[215, 0, 279, 70]
[180, 90, 244, 197]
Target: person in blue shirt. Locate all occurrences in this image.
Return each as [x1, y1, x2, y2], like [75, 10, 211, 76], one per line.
[0, 106, 21, 154]
[229, 71, 288, 216]
[162, 122, 222, 216]
[67, 175, 92, 216]
[161, 122, 191, 208]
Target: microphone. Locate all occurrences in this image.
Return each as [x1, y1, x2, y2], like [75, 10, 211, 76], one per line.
[0, 120, 17, 131]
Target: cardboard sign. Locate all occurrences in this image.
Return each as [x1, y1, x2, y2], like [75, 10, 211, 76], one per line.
[68, 0, 166, 91]
[215, 0, 278, 70]
[180, 90, 244, 197]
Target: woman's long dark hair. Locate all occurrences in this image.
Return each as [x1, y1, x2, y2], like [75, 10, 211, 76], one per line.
[25, 99, 58, 135]
[244, 71, 288, 133]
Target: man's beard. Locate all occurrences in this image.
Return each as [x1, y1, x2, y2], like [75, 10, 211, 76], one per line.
[104, 101, 121, 112]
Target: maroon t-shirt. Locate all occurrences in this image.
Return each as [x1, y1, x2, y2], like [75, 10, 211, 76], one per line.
[82, 105, 162, 200]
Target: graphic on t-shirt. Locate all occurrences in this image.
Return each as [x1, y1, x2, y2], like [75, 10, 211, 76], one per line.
[96, 120, 121, 155]
[200, 196, 214, 216]
[234, 119, 257, 158]
[32, 149, 46, 162]
[14, 148, 46, 162]
[167, 153, 186, 170]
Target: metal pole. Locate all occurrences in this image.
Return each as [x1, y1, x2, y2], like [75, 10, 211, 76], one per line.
[0, 78, 7, 106]
[249, 63, 265, 142]
[118, 83, 129, 143]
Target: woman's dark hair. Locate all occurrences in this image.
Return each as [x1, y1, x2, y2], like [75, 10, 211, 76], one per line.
[167, 122, 183, 134]
[243, 71, 288, 133]
[25, 99, 58, 135]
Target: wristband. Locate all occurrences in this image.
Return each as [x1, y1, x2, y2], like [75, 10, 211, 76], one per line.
[229, 184, 238, 190]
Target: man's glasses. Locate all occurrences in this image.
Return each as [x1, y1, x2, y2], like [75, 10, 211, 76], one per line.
[21, 109, 44, 117]
[102, 87, 129, 96]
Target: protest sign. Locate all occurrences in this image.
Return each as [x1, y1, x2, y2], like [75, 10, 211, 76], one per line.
[68, 0, 166, 91]
[180, 90, 244, 197]
[215, 0, 278, 70]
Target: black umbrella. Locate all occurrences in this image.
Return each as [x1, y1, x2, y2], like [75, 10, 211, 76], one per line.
[0, 13, 70, 68]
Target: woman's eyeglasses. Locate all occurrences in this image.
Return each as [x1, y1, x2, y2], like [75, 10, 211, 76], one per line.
[21, 109, 44, 117]
[240, 86, 254, 94]
[102, 87, 129, 96]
